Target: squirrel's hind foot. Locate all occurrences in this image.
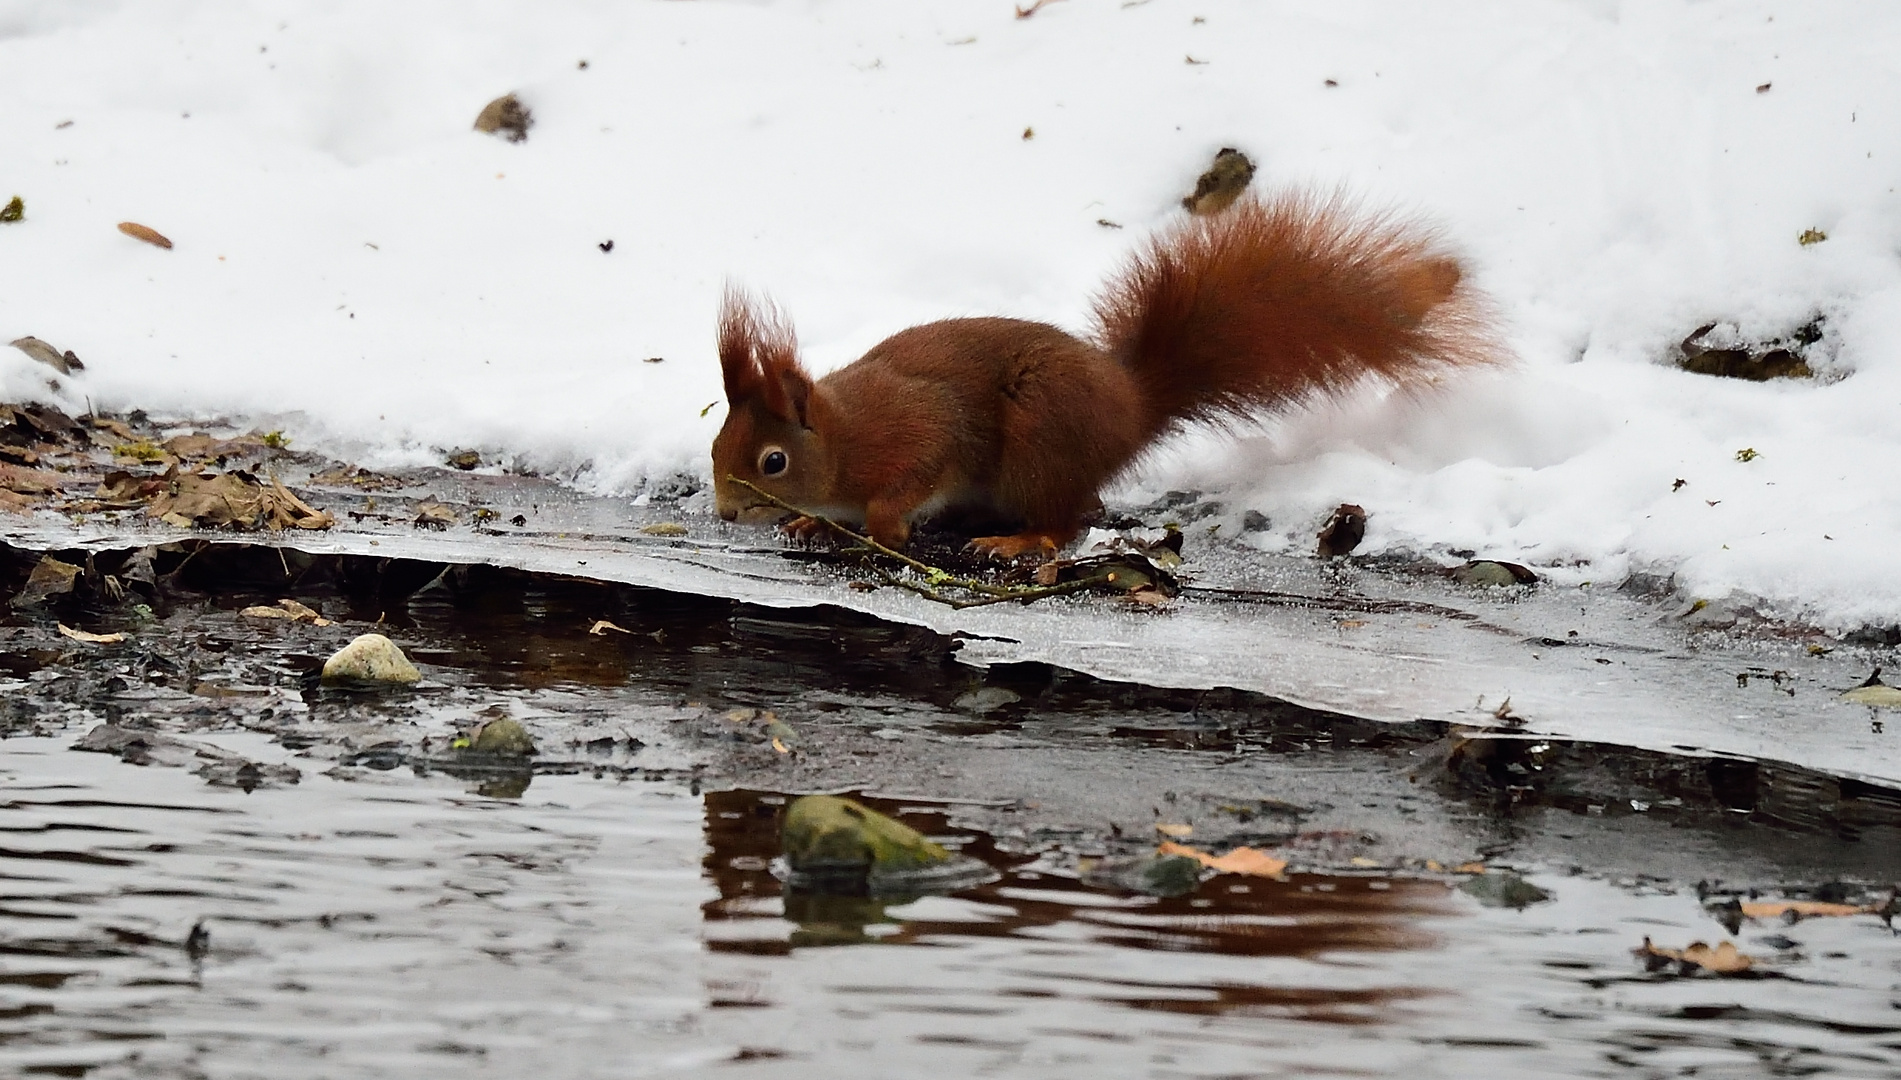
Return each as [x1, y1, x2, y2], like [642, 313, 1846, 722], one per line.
[965, 532, 1063, 562]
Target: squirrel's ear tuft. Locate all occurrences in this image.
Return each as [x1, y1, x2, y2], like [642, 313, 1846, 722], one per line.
[718, 285, 809, 422]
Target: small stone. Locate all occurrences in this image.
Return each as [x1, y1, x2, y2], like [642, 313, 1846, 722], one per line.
[1241, 509, 1271, 533]
[1459, 871, 1552, 908]
[1450, 560, 1538, 587]
[952, 687, 1020, 713]
[473, 93, 533, 142]
[470, 717, 536, 756]
[781, 795, 953, 877]
[1315, 503, 1366, 558]
[1081, 853, 1203, 898]
[320, 633, 421, 686]
[1182, 148, 1256, 215]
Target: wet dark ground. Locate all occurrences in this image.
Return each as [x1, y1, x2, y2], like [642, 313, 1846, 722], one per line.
[3, 540, 1901, 1078]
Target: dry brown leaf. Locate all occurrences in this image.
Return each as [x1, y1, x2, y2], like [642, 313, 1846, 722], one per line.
[9, 336, 84, 375]
[242, 600, 330, 626]
[414, 500, 456, 529]
[1739, 900, 1874, 920]
[164, 432, 264, 462]
[589, 620, 631, 635]
[638, 522, 688, 537]
[145, 469, 333, 531]
[1157, 841, 1289, 878]
[771, 737, 791, 755]
[118, 221, 173, 249]
[58, 623, 126, 644]
[1637, 936, 1754, 974]
[0, 462, 64, 495]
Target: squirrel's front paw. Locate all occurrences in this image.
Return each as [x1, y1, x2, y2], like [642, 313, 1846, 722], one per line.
[966, 532, 1060, 562]
[779, 515, 835, 545]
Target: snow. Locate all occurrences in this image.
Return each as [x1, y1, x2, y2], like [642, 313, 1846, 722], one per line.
[2, 0, 1899, 629]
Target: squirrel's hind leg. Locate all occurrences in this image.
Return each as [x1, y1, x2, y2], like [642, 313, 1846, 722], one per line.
[966, 530, 1070, 562]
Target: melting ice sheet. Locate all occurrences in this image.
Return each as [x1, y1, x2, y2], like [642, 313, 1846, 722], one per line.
[6, 483, 1900, 789]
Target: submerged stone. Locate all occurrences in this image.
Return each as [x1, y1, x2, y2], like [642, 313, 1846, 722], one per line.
[1081, 853, 1204, 898]
[1460, 871, 1553, 909]
[781, 795, 953, 879]
[320, 632, 421, 687]
[470, 717, 537, 756]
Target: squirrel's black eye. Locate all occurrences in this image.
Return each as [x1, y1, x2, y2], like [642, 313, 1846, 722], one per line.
[759, 449, 788, 476]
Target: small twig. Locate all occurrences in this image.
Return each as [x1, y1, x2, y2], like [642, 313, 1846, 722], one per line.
[1015, 0, 1066, 17]
[870, 563, 1096, 610]
[726, 476, 1086, 608]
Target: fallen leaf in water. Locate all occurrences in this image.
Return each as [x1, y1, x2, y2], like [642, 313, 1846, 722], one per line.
[1157, 841, 1289, 877]
[1636, 937, 1753, 975]
[1739, 899, 1876, 919]
[12, 556, 80, 607]
[240, 599, 330, 626]
[58, 623, 126, 644]
[589, 620, 630, 635]
[118, 221, 173, 248]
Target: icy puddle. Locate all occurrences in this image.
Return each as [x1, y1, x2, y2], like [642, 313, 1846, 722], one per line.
[3, 546, 1900, 1078]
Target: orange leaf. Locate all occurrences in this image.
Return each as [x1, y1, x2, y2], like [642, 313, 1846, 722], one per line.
[1158, 841, 1287, 878]
[1739, 900, 1872, 919]
[118, 221, 173, 249]
[1637, 936, 1754, 974]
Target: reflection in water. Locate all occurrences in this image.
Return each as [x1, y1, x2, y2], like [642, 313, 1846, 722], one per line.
[701, 789, 1454, 1026]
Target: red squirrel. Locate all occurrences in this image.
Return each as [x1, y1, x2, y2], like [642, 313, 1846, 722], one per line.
[712, 189, 1501, 559]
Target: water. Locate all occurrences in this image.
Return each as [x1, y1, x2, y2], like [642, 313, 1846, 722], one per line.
[3, 545, 1900, 1077]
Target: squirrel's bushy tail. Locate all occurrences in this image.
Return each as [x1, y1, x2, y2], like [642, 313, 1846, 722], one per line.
[1092, 189, 1502, 442]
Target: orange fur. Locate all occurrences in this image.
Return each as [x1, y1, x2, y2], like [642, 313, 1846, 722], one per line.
[711, 190, 1503, 556]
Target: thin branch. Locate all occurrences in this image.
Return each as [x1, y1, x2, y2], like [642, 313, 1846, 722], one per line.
[725, 476, 1089, 608]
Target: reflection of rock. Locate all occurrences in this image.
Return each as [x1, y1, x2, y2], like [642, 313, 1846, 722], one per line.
[781, 891, 896, 947]
[474, 771, 532, 799]
[321, 632, 421, 687]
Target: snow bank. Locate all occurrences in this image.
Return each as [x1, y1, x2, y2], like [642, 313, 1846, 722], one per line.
[2, 0, 1899, 627]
